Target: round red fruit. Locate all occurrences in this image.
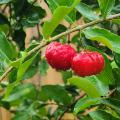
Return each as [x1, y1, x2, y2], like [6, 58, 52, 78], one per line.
[71, 51, 105, 77]
[45, 42, 76, 70]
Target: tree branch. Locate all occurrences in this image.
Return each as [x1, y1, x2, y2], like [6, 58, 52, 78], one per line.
[1, 13, 120, 82]
[0, 66, 13, 82]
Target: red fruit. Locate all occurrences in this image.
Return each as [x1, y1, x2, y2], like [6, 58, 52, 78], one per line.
[45, 42, 76, 70]
[71, 51, 105, 77]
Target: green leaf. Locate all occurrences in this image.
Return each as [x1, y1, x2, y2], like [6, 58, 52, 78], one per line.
[8, 68, 17, 83]
[12, 29, 26, 50]
[97, 54, 114, 85]
[111, 61, 118, 69]
[0, 0, 13, 4]
[39, 85, 72, 105]
[97, 0, 115, 18]
[17, 53, 38, 81]
[12, 112, 30, 120]
[68, 76, 101, 98]
[0, 32, 17, 59]
[89, 110, 119, 120]
[112, 19, 120, 25]
[0, 14, 9, 34]
[102, 98, 120, 113]
[13, 1, 46, 27]
[51, 24, 67, 37]
[76, 2, 99, 21]
[75, 98, 120, 116]
[38, 58, 49, 76]
[0, 49, 11, 76]
[61, 70, 72, 84]
[0, 24, 9, 34]
[42, 0, 80, 39]
[79, 116, 93, 120]
[23, 66, 38, 80]
[83, 27, 120, 54]
[20, 5, 46, 27]
[45, 0, 77, 23]
[112, 68, 120, 92]
[4, 82, 20, 99]
[114, 53, 120, 68]
[10, 52, 28, 69]
[3, 83, 36, 105]
[87, 76, 109, 96]
[74, 97, 101, 114]
[53, 107, 66, 120]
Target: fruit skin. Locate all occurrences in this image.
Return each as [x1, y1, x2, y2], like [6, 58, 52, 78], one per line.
[45, 42, 76, 70]
[71, 51, 105, 77]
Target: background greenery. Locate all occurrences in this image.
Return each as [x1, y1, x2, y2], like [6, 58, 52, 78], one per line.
[0, 0, 120, 119]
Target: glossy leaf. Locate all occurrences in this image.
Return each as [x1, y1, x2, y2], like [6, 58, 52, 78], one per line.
[0, 49, 11, 76]
[112, 68, 120, 92]
[61, 70, 72, 83]
[42, 0, 80, 39]
[17, 53, 38, 81]
[87, 76, 109, 96]
[20, 5, 46, 27]
[74, 97, 101, 114]
[68, 76, 101, 98]
[76, 2, 99, 21]
[3, 83, 36, 105]
[38, 58, 49, 76]
[0, 32, 17, 59]
[97, 0, 115, 18]
[13, 1, 46, 27]
[89, 110, 119, 120]
[45, 0, 77, 23]
[97, 54, 114, 85]
[83, 27, 120, 54]
[102, 98, 120, 113]
[51, 24, 67, 37]
[23, 66, 38, 80]
[39, 85, 72, 105]
[114, 53, 120, 68]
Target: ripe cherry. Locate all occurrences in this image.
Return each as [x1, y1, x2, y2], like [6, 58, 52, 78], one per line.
[71, 51, 105, 77]
[45, 42, 76, 70]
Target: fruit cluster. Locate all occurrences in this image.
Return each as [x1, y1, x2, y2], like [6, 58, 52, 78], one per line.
[45, 42, 104, 77]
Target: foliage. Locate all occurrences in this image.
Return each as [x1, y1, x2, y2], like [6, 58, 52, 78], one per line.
[0, 0, 120, 119]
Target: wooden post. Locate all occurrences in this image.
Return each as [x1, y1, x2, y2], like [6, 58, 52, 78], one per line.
[0, 107, 11, 120]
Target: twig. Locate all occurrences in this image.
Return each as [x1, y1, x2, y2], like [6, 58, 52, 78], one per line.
[107, 88, 116, 97]
[1, 13, 120, 82]
[1, 4, 8, 13]
[58, 93, 86, 120]
[82, 106, 98, 116]
[82, 88, 116, 116]
[0, 66, 13, 82]
[32, 0, 37, 5]
[68, 24, 72, 44]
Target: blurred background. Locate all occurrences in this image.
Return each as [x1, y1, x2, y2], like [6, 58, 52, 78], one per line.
[0, 0, 84, 119]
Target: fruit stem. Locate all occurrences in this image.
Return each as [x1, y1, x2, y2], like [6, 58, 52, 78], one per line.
[67, 24, 72, 44]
